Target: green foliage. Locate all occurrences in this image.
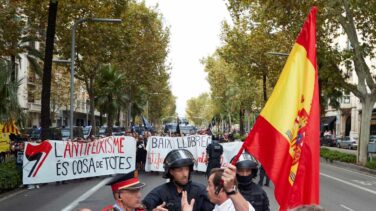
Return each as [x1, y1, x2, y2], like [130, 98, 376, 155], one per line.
[95, 64, 128, 133]
[0, 161, 21, 192]
[320, 148, 356, 163]
[233, 133, 247, 141]
[0, 59, 22, 121]
[54, 0, 173, 125]
[186, 93, 213, 127]
[365, 159, 376, 170]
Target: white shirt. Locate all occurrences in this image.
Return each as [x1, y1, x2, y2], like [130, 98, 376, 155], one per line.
[213, 198, 255, 211]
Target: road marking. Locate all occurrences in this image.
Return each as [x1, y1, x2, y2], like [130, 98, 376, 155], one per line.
[321, 173, 376, 195]
[61, 177, 112, 211]
[351, 180, 376, 186]
[321, 162, 376, 179]
[340, 204, 354, 211]
[0, 189, 27, 202]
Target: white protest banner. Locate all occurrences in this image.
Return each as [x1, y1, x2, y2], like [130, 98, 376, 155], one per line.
[220, 141, 243, 166]
[145, 135, 244, 172]
[23, 136, 136, 184]
[145, 135, 211, 172]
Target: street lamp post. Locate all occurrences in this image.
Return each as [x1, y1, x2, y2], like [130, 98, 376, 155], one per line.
[69, 18, 121, 139]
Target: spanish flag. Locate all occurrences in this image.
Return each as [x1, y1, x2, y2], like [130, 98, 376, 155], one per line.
[242, 7, 319, 210]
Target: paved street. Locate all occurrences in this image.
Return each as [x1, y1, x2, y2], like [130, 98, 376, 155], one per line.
[0, 159, 375, 211]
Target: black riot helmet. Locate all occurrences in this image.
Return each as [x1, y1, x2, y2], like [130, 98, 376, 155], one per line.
[163, 149, 195, 179]
[231, 152, 259, 178]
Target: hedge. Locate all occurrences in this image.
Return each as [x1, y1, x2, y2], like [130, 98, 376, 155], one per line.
[0, 161, 22, 193]
[365, 159, 376, 169]
[320, 148, 356, 163]
[320, 148, 376, 170]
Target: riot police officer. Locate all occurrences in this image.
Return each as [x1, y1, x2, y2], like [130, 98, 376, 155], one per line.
[232, 153, 270, 211]
[205, 139, 223, 178]
[142, 149, 213, 211]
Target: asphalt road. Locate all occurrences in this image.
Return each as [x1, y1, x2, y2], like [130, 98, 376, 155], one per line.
[0, 160, 375, 211]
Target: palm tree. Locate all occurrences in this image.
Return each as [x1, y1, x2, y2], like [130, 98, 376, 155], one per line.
[95, 64, 128, 136]
[0, 59, 22, 122]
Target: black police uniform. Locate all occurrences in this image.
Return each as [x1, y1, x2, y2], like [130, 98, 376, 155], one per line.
[238, 181, 270, 211]
[232, 153, 270, 211]
[258, 165, 270, 186]
[143, 149, 214, 211]
[205, 140, 223, 177]
[142, 180, 213, 211]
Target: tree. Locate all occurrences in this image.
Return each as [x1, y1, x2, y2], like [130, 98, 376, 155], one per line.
[0, 0, 45, 77]
[226, 0, 376, 165]
[95, 64, 128, 136]
[40, 0, 58, 140]
[0, 59, 22, 121]
[186, 93, 213, 127]
[54, 0, 171, 133]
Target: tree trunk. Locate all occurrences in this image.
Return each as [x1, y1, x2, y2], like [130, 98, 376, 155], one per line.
[107, 97, 113, 136]
[99, 112, 103, 126]
[358, 96, 375, 165]
[239, 109, 245, 135]
[10, 55, 16, 81]
[262, 72, 267, 103]
[107, 112, 113, 136]
[116, 107, 120, 126]
[88, 77, 96, 135]
[40, 0, 58, 140]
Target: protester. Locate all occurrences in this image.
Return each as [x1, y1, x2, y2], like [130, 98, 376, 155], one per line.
[142, 149, 213, 211]
[136, 135, 147, 171]
[181, 165, 255, 211]
[205, 139, 223, 178]
[102, 171, 146, 211]
[232, 153, 270, 211]
[258, 166, 270, 187]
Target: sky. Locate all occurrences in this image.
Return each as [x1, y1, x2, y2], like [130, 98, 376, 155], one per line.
[144, 0, 231, 116]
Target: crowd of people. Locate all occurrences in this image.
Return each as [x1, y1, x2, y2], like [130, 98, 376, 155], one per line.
[99, 148, 324, 211]
[6, 127, 324, 210]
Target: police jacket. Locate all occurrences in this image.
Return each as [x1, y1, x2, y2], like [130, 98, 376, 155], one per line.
[142, 181, 213, 211]
[206, 142, 223, 162]
[238, 182, 270, 211]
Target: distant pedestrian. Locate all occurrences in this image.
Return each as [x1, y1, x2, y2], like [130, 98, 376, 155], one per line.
[258, 166, 270, 187]
[136, 135, 147, 171]
[205, 139, 223, 178]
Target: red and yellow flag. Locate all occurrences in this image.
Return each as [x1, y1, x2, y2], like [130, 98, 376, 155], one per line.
[242, 7, 319, 210]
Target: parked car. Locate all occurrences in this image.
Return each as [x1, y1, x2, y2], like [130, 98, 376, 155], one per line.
[180, 125, 197, 135]
[61, 127, 84, 141]
[320, 135, 337, 147]
[337, 136, 358, 150]
[163, 123, 197, 135]
[99, 126, 125, 137]
[164, 123, 177, 133]
[369, 135, 376, 143]
[30, 128, 41, 141]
